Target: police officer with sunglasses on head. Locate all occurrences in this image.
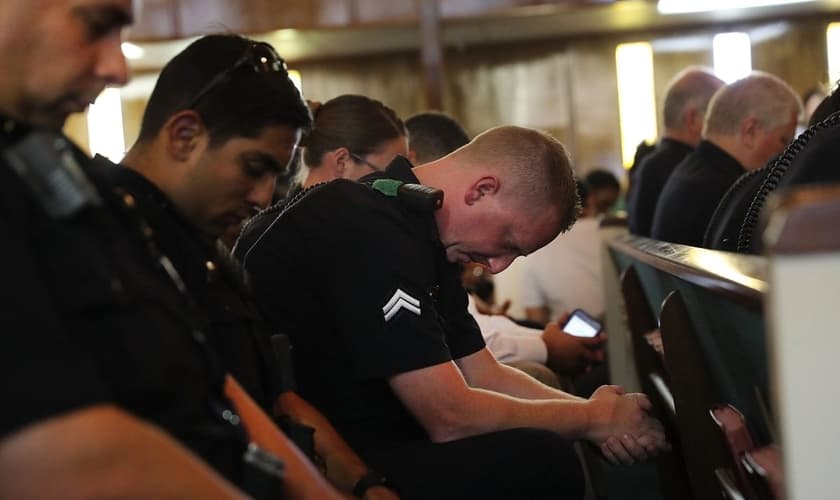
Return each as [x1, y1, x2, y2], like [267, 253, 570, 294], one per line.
[96, 33, 399, 500]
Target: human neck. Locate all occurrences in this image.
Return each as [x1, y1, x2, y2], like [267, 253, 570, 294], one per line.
[663, 128, 699, 147]
[120, 142, 180, 196]
[301, 165, 337, 188]
[702, 134, 750, 171]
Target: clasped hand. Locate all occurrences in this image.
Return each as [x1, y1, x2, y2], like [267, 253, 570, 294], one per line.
[586, 385, 670, 465]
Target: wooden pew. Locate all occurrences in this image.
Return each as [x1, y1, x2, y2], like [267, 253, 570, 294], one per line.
[620, 266, 693, 499]
[605, 230, 771, 499]
[601, 184, 840, 499]
[659, 289, 732, 499]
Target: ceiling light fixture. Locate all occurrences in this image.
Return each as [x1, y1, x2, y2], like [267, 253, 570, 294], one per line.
[658, 0, 814, 14]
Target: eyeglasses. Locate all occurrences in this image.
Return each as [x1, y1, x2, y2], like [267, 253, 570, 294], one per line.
[349, 152, 385, 173]
[185, 42, 288, 111]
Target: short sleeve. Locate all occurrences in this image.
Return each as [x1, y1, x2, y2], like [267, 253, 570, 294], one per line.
[326, 198, 456, 379]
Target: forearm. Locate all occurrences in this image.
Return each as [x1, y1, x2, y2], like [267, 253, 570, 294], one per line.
[431, 386, 592, 442]
[275, 392, 371, 494]
[392, 362, 666, 464]
[225, 377, 343, 500]
[0, 406, 247, 500]
[457, 349, 581, 401]
[454, 387, 669, 466]
[392, 362, 593, 444]
[487, 362, 584, 401]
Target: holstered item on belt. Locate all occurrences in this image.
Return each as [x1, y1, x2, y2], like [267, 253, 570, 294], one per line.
[242, 442, 285, 500]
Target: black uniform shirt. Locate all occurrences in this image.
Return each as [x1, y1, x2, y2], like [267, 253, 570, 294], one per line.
[651, 140, 746, 246]
[92, 159, 286, 412]
[627, 138, 694, 237]
[236, 156, 485, 453]
[0, 119, 245, 481]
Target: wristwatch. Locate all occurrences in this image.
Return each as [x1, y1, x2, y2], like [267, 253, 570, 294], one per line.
[352, 470, 394, 497]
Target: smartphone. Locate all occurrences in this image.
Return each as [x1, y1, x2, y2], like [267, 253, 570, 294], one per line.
[562, 309, 602, 338]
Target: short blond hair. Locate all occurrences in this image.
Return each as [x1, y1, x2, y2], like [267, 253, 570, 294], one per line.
[457, 126, 579, 232]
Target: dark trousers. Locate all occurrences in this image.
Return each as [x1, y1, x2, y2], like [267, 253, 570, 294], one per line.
[364, 428, 585, 500]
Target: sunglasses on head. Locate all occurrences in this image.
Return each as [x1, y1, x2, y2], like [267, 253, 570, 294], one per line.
[185, 42, 288, 110]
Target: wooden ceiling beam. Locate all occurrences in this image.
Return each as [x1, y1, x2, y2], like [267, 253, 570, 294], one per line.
[128, 0, 598, 41]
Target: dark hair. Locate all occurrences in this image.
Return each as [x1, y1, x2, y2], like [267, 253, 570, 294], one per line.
[301, 94, 405, 167]
[584, 169, 620, 192]
[576, 178, 590, 202]
[136, 34, 312, 147]
[405, 111, 470, 163]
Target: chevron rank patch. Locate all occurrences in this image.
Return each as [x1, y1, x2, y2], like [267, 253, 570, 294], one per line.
[382, 288, 421, 321]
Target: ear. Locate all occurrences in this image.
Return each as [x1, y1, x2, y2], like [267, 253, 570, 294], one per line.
[464, 175, 500, 205]
[684, 107, 703, 135]
[740, 116, 760, 149]
[164, 111, 205, 161]
[333, 147, 352, 176]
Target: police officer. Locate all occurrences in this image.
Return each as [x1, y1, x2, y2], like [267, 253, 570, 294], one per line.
[0, 2, 339, 499]
[236, 126, 670, 499]
[100, 34, 398, 500]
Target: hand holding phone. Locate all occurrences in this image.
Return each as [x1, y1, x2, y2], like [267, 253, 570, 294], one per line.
[562, 308, 602, 338]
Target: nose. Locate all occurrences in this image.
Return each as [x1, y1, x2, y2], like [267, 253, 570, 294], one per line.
[487, 255, 516, 274]
[246, 175, 277, 210]
[97, 33, 129, 86]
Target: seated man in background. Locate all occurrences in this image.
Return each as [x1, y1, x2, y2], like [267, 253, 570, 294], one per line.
[733, 81, 840, 254]
[236, 124, 669, 500]
[0, 2, 339, 499]
[651, 72, 801, 247]
[703, 81, 840, 251]
[627, 67, 724, 236]
[103, 34, 397, 500]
